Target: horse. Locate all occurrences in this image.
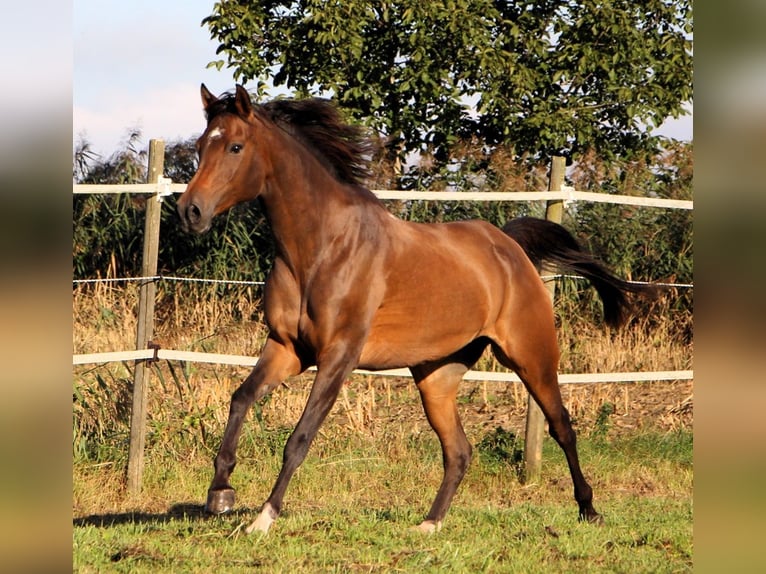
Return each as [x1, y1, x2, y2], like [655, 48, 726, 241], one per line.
[176, 84, 650, 534]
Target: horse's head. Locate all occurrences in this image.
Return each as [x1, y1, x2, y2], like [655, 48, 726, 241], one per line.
[177, 84, 271, 234]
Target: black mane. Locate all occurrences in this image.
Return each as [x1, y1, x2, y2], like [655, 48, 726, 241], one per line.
[206, 94, 373, 186]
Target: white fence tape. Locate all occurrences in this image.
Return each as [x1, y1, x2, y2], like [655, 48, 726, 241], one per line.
[73, 348, 692, 385]
[72, 182, 188, 195]
[372, 190, 693, 210]
[73, 183, 693, 211]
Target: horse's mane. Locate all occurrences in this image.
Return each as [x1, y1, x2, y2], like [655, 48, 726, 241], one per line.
[206, 94, 373, 186]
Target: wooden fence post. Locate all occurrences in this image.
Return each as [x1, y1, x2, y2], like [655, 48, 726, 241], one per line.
[127, 139, 165, 494]
[523, 155, 566, 484]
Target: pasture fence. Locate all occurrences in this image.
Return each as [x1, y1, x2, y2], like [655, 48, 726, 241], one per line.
[72, 140, 693, 493]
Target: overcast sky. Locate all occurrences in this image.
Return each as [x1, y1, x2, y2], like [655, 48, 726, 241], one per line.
[74, 0, 693, 158]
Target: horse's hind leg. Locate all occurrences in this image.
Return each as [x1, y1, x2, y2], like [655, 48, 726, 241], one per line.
[410, 361, 474, 533]
[206, 337, 301, 514]
[492, 316, 602, 524]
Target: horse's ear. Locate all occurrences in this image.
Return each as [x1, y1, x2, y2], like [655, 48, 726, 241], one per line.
[200, 83, 217, 111]
[234, 84, 254, 118]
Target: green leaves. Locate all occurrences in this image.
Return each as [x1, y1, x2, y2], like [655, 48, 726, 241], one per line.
[203, 1, 691, 169]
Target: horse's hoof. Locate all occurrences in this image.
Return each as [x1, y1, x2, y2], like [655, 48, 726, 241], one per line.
[205, 488, 236, 514]
[579, 510, 604, 525]
[589, 513, 605, 526]
[245, 503, 277, 535]
[411, 519, 442, 534]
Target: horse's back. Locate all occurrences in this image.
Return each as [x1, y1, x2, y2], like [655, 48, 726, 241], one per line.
[390, 217, 540, 289]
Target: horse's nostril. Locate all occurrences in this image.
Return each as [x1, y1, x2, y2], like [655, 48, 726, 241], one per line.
[187, 203, 202, 224]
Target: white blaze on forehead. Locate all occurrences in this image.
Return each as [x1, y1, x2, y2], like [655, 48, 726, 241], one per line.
[208, 127, 225, 140]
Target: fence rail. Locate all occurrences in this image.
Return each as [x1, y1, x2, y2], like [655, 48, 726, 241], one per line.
[72, 143, 693, 492]
[73, 181, 693, 210]
[73, 348, 693, 384]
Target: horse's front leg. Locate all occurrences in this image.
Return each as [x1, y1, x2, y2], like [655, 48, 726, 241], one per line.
[206, 338, 301, 514]
[245, 348, 359, 534]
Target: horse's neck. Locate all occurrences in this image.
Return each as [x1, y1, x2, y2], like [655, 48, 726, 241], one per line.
[261, 152, 369, 273]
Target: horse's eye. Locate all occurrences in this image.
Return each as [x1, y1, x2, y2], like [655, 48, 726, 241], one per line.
[230, 143, 243, 154]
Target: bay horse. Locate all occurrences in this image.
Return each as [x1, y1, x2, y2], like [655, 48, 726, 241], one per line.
[177, 84, 649, 534]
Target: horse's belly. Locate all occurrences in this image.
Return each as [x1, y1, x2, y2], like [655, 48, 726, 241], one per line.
[357, 300, 487, 370]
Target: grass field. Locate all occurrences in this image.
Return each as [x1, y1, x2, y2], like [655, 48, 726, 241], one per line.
[73, 428, 691, 573]
[73, 371, 692, 573]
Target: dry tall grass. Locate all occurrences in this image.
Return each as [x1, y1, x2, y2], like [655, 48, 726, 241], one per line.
[73, 279, 692, 465]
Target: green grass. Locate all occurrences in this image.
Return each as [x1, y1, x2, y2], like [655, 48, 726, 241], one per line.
[73, 429, 692, 573]
[74, 501, 691, 573]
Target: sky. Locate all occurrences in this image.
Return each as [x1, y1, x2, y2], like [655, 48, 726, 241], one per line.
[74, 0, 693, 159]
[74, 0, 236, 157]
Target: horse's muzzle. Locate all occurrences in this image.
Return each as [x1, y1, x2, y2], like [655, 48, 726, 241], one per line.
[177, 196, 211, 234]
[185, 202, 203, 226]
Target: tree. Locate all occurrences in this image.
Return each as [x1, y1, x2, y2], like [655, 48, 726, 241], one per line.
[203, 0, 692, 170]
[163, 137, 200, 184]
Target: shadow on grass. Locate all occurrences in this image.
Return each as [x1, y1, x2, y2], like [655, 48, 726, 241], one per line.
[73, 503, 259, 528]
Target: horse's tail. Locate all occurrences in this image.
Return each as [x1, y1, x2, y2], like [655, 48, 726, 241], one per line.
[502, 217, 654, 328]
